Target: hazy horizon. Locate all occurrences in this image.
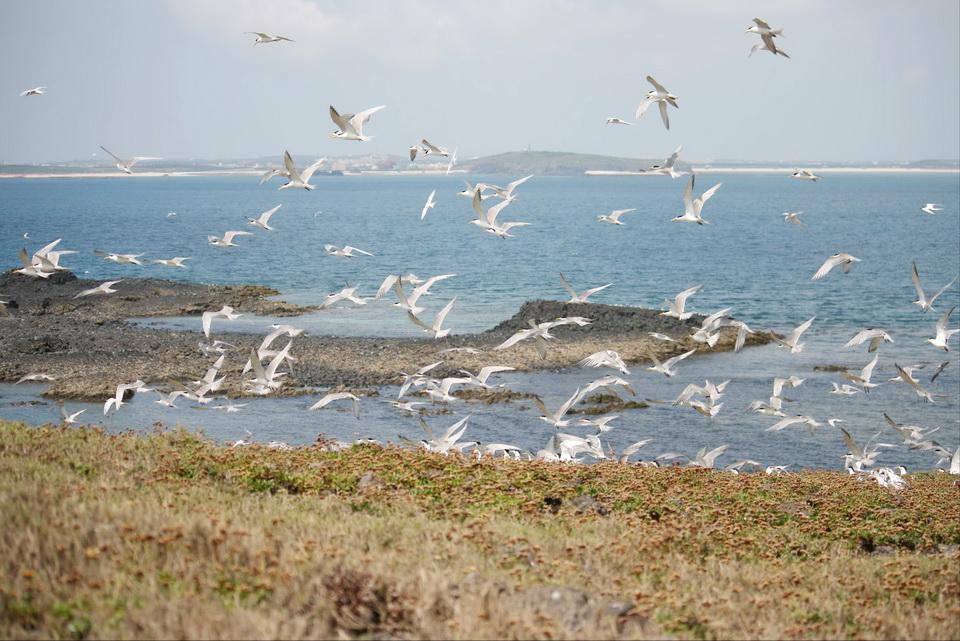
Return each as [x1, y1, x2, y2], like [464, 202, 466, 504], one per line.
[2, 0, 959, 164]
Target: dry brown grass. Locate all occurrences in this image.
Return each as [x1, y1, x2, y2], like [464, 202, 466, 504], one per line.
[1, 421, 958, 640]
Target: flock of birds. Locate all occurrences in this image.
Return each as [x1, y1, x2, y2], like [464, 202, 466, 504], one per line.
[9, 18, 960, 482]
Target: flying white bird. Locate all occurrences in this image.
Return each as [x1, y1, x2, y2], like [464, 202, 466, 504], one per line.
[319, 286, 366, 309]
[559, 272, 611, 303]
[688, 445, 729, 469]
[927, 305, 959, 351]
[15, 373, 56, 384]
[661, 285, 702, 320]
[580, 375, 636, 399]
[830, 382, 861, 396]
[278, 151, 326, 190]
[385, 273, 455, 315]
[791, 168, 820, 181]
[494, 317, 592, 359]
[920, 203, 942, 215]
[246, 32, 294, 44]
[774, 316, 815, 353]
[486, 175, 533, 201]
[309, 392, 360, 418]
[766, 415, 822, 433]
[457, 366, 515, 389]
[152, 256, 190, 268]
[201, 305, 241, 339]
[635, 75, 678, 130]
[98, 145, 161, 174]
[578, 350, 630, 375]
[577, 414, 621, 433]
[911, 262, 957, 313]
[93, 250, 144, 265]
[844, 328, 894, 353]
[20, 86, 47, 97]
[408, 298, 457, 339]
[154, 390, 189, 409]
[417, 416, 471, 454]
[839, 426, 895, 472]
[646, 348, 696, 377]
[605, 117, 633, 126]
[749, 38, 790, 58]
[745, 18, 786, 56]
[58, 404, 86, 424]
[648, 332, 677, 343]
[812, 253, 861, 280]
[329, 104, 386, 141]
[103, 379, 151, 415]
[532, 387, 583, 428]
[470, 190, 526, 237]
[597, 208, 635, 225]
[208, 230, 253, 248]
[841, 354, 881, 392]
[419, 139, 451, 157]
[728, 319, 754, 352]
[894, 363, 933, 403]
[420, 189, 437, 221]
[245, 342, 293, 395]
[247, 204, 282, 231]
[673, 174, 722, 225]
[324, 244, 374, 258]
[643, 145, 687, 178]
[74, 280, 122, 299]
[782, 211, 804, 225]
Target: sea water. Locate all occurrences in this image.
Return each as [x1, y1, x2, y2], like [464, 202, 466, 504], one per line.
[1, 173, 958, 469]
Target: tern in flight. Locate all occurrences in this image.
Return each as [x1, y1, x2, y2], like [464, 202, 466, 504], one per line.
[324, 244, 374, 258]
[792, 168, 820, 181]
[635, 75, 678, 130]
[20, 86, 47, 97]
[309, 392, 360, 418]
[597, 208, 635, 225]
[153, 257, 190, 268]
[420, 139, 451, 157]
[844, 328, 894, 353]
[495, 317, 592, 359]
[745, 18, 785, 56]
[247, 204, 282, 231]
[775, 316, 815, 353]
[927, 306, 959, 351]
[911, 262, 957, 312]
[812, 253, 860, 280]
[420, 189, 437, 221]
[94, 250, 144, 265]
[644, 145, 687, 178]
[749, 38, 790, 58]
[246, 32, 294, 44]
[98, 145, 161, 174]
[559, 272, 612, 303]
[208, 230, 253, 248]
[579, 350, 630, 375]
[841, 354, 882, 392]
[202, 305, 241, 339]
[673, 174, 722, 225]
[329, 104, 386, 141]
[278, 151, 326, 190]
[920, 203, 942, 215]
[408, 298, 457, 339]
[646, 348, 696, 377]
[605, 117, 633, 126]
[532, 387, 583, 428]
[74, 280, 122, 299]
[782, 211, 804, 225]
[661, 285, 702, 321]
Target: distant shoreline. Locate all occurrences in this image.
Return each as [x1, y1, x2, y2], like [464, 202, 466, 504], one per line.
[2, 166, 957, 179]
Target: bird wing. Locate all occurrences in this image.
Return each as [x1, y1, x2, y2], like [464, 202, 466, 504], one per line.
[647, 75, 667, 93]
[421, 139, 442, 153]
[433, 297, 457, 330]
[99, 145, 124, 164]
[812, 255, 842, 280]
[477, 366, 515, 383]
[376, 274, 399, 300]
[700, 445, 728, 467]
[557, 387, 584, 419]
[767, 416, 803, 432]
[657, 101, 670, 130]
[258, 204, 282, 225]
[682, 175, 695, 213]
[844, 329, 871, 348]
[282, 150, 299, 178]
[699, 183, 723, 206]
[300, 158, 327, 183]
[911, 262, 927, 302]
[558, 273, 579, 299]
[507, 175, 534, 192]
[936, 305, 955, 333]
[222, 230, 252, 244]
[343, 246, 374, 256]
[484, 198, 513, 226]
[349, 105, 386, 136]
[496, 328, 534, 351]
[407, 311, 433, 332]
[664, 349, 696, 369]
[753, 17, 772, 29]
[930, 276, 958, 306]
[761, 32, 778, 54]
[786, 316, 815, 344]
[581, 283, 612, 298]
[471, 189, 486, 220]
[329, 106, 350, 131]
[675, 284, 701, 307]
[634, 96, 653, 120]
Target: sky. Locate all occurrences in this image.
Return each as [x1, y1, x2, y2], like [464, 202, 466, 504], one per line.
[1, 0, 958, 164]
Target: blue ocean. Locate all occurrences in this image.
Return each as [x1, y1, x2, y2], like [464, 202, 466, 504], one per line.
[1, 172, 958, 469]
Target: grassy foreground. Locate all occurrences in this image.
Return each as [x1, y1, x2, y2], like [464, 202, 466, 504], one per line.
[0, 422, 958, 640]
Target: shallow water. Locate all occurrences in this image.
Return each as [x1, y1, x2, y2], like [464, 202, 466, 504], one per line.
[1, 173, 958, 469]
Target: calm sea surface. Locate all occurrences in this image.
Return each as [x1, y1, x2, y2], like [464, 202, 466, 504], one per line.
[1, 172, 958, 469]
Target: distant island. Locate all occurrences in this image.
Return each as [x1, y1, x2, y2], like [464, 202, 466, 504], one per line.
[1, 151, 957, 178]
